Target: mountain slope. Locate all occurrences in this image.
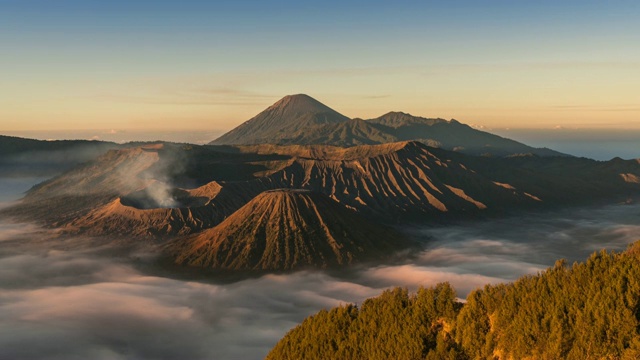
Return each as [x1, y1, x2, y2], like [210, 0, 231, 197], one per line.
[4, 144, 166, 225]
[209, 95, 567, 157]
[8, 142, 289, 234]
[257, 141, 539, 219]
[290, 118, 397, 146]
[368, 112, 564, 157]
[210, 94, 349, 145]
[167, 189, 408, 270]
[6, 141, 640, 240]
[25, 144, 163, 200]
[12, 141, 531, 235]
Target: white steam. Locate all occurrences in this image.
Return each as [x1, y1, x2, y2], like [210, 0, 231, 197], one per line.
[144, 181, 179, 208]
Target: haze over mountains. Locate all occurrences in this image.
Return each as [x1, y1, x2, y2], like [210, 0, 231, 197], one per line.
[0, 135, 118, 176]
[211, 94, 565, 157]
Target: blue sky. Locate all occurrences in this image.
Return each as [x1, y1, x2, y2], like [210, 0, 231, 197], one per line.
[1, 0, 639, 132]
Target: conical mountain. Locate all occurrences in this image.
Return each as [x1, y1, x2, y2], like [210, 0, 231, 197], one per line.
[210, 94, 349, 145]
[167, 189, 408, 270]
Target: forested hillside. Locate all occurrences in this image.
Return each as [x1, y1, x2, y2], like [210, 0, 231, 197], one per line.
[268, 241, 640, 359]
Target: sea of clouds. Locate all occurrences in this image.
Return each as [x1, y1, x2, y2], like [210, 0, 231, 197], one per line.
[1, 177, 639, 359]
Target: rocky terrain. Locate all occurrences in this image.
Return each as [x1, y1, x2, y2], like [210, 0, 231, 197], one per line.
[3, 138, 639, 271]
[167, 189, 409, 270]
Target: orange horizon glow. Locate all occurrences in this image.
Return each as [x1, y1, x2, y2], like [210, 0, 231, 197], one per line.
[2, 2, 639, 133]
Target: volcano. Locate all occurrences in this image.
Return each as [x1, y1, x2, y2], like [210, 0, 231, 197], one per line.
[209, 94, 566, 157]
[167, 189, 409, 270]
[210, 94, 349, 145]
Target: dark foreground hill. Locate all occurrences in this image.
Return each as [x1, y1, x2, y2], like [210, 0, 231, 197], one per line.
[267, 242, 640, 360]
[210, 94, 566, 157]
[166, 189, 409, 270]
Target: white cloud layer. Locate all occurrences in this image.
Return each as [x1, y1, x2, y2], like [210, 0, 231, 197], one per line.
[1, 178, 640, 359]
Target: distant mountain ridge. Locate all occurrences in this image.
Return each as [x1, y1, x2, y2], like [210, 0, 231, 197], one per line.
[0, 135, 119, 176]
[210, 94, 566, 157]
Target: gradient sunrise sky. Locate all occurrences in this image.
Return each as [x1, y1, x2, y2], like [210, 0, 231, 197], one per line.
[1, 0, 639, 133]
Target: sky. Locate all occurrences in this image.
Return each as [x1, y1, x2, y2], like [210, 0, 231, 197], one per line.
[1, 0, 639, 134]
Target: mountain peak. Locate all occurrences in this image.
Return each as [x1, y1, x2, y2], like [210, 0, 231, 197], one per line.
[168, 189, 407, 270]
[209, 95, 567, 157]
[277, 93, 315, 102]
[210, 94, 348, 145]
[267, 94, 337, 115]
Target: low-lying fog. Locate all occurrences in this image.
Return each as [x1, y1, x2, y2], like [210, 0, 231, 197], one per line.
[1, 177, 639, 359]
